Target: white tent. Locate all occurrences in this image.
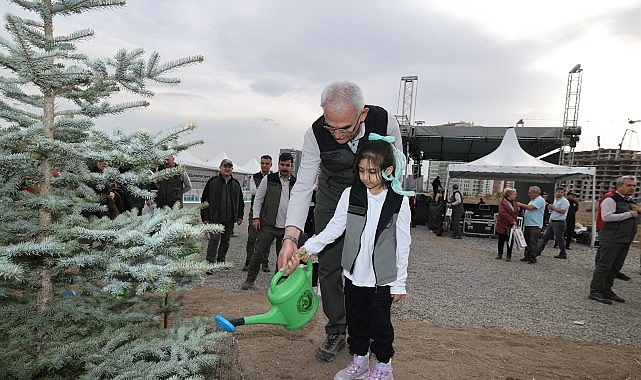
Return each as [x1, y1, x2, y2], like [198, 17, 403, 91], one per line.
[447, 127, 598, 246]
[238, 159, 260, 174]
[207, 152, 230, 167]
[175, 150, 215, 169]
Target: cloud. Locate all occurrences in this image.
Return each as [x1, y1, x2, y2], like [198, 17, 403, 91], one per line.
[3, 0, 640, 163]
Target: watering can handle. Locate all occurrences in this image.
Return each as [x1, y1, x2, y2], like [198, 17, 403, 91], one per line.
[271, 250, 308, 289]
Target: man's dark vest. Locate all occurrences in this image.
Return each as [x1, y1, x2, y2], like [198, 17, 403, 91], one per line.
[599, 192, 638, 244]
[260, 172, 296, 227]
[449, 190, 464, 213]
[312, 105, 388, 204]
[155, 164, 184, 208]
[342, 182, 403, 285]
[249, 172, 266, 219]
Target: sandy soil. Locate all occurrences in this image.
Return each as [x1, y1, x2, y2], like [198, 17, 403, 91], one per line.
[178, 288, 641, 380]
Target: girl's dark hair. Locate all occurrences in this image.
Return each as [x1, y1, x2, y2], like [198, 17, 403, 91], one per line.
[353, 139, 395, 185]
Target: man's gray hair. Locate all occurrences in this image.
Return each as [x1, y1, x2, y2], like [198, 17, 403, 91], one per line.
[320, 81, 365, 114]
[529, 186, 541, 194]
[615, 175, 637, 187]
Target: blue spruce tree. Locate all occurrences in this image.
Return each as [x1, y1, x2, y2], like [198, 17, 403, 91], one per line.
[0, 1, 228, 378]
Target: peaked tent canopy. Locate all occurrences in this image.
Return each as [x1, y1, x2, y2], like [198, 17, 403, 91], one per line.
[447, 127, 597, 247]
[175, 150, 215, 169]
[239, 159, 260, 174]
[448, 127, 595, 182]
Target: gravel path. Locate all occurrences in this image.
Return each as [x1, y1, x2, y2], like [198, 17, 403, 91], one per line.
[197, 222, 641, 348]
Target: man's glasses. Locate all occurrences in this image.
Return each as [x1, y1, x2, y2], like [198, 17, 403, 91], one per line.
[322, 111, 363, 137]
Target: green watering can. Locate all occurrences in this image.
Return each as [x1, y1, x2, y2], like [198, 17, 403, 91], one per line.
[215, 257, 319, 333]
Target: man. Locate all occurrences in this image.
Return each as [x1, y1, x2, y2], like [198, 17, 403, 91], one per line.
[432, 175, 442, 198]
[447, 183, 464, 239]
[242, 153, 296, 290]
[564, 191, 579, 250]
[588, 175, 639, 304]
[595, 187, 631, 281]
[277, 81, 402, 362]
[537, 187, 569, 259]
[243, 155, 272, 272]
[516, 186, 546, 264]
[154, 155, 192, 208]
[200, 159, 244, 264]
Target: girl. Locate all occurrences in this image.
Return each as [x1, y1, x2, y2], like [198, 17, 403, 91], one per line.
[298, 134, 413, 380]
[496, 187, 519, 261]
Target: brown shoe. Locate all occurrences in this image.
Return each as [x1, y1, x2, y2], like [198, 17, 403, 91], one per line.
[495, 254, 503, 260]
[504, 255, 511, 262]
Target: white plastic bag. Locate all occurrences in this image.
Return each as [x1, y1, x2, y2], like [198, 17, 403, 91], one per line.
[510, 226, 527, 249]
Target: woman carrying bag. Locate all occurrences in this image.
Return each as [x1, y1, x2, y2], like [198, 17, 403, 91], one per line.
[496, 187, 519, 261]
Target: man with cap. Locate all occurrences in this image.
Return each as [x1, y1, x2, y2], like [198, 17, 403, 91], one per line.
[447, 183, 464, 239]
[201, 159, 244, 264]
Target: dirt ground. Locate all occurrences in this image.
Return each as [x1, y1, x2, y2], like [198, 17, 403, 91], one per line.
[178, 288, 641, 380]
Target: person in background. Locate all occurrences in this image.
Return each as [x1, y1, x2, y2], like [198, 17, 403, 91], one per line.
[154, 155, 192, 209]
[86, 160, 125, 220]
[564, 191, 579, 250]
[588, 175, 639, 304]
[595, 187, 631, 281]
[243, 154, 272, 272]
[277, 81, 403, 363]
[496, 187, 519, 261]
[542, 192, 551, 227]
[201, 159, 244, 265]
[297, 137, 412, 380]
[241, 153, 295, 290]
[432, 175, 442, 198]
[447, 183, 464, 239]
[516, 186, 546, 264]
[537, 187, 569, 259]
[304, 186, 320, 294]
[435, 188, 444, 203]
[478, 197, 486, 205]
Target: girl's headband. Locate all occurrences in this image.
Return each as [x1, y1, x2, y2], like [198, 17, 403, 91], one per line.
[368, 133, 416, 197]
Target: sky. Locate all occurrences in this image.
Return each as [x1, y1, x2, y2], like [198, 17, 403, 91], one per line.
[5, 0, 641, 165]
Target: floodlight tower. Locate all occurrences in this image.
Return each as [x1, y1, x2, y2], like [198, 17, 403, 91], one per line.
[395, 76, 419, 188]
[560, 64, 583, 166]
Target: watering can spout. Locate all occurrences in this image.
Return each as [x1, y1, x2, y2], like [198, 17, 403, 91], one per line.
[244, 306, 288, 327]
[215, 261, 319, 333]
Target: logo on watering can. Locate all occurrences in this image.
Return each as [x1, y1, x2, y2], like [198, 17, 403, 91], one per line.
[297, 290, 315, 314]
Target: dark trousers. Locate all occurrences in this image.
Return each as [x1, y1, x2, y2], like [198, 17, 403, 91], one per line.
[206, 220, 234, 262]
[497, 232, 512, 255]
[315, 204, 347, 335]
[451, 210, 463, 237]
[344, 278, 394, 364]
[245, 225, 283, 282]
[244, 222, 266, 266]
[537, 220, 567, 256]
[523, 226, 541, 259]
[590, 242, 630, 293]
[565, 218, 575, 248]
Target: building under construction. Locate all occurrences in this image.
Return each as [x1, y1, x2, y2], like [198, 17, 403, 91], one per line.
[563, 148, 641, 200]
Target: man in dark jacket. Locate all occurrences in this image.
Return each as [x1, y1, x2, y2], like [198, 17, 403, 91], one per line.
[201, 159, 244, 264]
[588, 175, 639, 304]
[154, 155, 192, 209]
